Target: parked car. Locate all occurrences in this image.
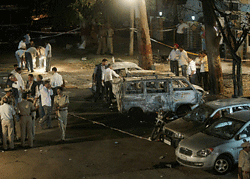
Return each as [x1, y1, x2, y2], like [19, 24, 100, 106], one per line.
[163, 97, 250, 147]
[175, 110, 250, 174]
[112, 75, 204, 118]
[90, 61, 142, 93]
[112, 61, 142, 77]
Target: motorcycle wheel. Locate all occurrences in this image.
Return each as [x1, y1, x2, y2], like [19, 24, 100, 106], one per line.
[150, 125, 162, 141]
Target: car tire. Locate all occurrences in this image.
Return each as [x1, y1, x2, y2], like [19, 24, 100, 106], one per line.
[176, 105, 191, 117]
[128, 108, 144, 120]
[213, 155, 232, 175]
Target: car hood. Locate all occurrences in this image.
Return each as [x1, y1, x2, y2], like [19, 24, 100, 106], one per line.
[192, 84, 204, 92]
[165, 118, 204, 137]
[112, 62, 142, 70]
[179, 132, 226, 150]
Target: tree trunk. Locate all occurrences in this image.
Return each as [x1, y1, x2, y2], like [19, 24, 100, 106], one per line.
[236, 58, 243, 96]
[201, 0, 224, 95]
[129, 6, 135, 56]
[232, 59, 237, 97]
[135, 0, 153, 70]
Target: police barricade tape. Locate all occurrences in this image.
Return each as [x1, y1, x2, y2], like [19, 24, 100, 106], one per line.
[150, 38, 198, 56]
[30, 28, 81, 39]
[30, 27, 80, 34]
[69, 112, 151, 141]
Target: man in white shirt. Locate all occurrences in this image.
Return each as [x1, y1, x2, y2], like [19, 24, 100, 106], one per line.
[10, 64, 18, 75]
[0, 97, 16, 150]
[45, 42, 52, 72]
[178, 46, 189, 78]
[12, 68, 24, 103]
[102, 64, 121, 106]
[25, 47, 38, 72]
[176, 19, 189, 46]
[50, 67, 63, 105]
[18, 38, 26, 50]
[39, 80, 53, 129]
[15, 50, 25, 68]
[168, 43, 180, 76]
[38, 46, 46, 69]
[187, 58, 196, 84]
[36, 75, 45, 119]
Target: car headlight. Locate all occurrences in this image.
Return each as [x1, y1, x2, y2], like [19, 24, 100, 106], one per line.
[174, 132, 184, 139]
[197, 148, 214, 157]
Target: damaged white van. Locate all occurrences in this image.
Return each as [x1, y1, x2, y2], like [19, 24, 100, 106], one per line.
[112, 75, 205, 117]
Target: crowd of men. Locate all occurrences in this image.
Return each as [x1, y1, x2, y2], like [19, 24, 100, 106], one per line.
[16, 33, 52, 73]
[0, 66, 68, 150]
[167, 43, 209, 91]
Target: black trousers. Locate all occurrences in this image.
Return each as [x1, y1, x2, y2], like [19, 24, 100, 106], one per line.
[170, 60, 179, 76]
[105, 81, 113, 105]
[181, 65, 187, 78]
[196, 68, 201, 85]
[95, 80, 105, 101]
[201, 72, 209, 91]
[25, 52, 34, 72]
[189, 74, 197, 85]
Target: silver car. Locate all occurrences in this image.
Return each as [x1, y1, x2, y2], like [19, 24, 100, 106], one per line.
[175, 110, 250, 174]
[163, 97, 250, 147]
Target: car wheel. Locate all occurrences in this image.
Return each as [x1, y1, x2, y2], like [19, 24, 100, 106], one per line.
[213, 155, 232, 174]
[176, 105, 191, 117]
[128, 108, 144, 120]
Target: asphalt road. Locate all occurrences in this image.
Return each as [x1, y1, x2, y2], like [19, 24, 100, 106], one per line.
[0, 88, 238, 179]
[0, 35, 245, 178]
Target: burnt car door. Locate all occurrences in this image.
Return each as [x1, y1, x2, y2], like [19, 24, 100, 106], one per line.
[120, 80, 146, 113]
[144, 79, 171, 112]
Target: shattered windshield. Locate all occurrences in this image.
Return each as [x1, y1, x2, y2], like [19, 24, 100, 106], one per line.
[204, 117, 245, 139]
[183, 105, 214, 123]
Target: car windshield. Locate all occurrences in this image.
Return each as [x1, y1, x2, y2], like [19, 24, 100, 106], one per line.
[183, 105, 214, 123]
[203, 117, 245, 139]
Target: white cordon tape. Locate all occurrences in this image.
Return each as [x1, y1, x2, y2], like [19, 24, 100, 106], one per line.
[30, 27, 81, 39]
[69, 113, 151, 141]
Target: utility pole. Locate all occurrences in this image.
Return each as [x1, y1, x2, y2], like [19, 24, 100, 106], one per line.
[135, 0, 153, 70]
[129, 6, 135, 56]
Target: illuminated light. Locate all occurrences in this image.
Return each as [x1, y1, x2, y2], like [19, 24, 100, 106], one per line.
[191, 16, 195, 21]
[159, 12, 162, 16]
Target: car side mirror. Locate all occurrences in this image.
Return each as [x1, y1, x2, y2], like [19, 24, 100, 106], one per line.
[237, 134, 247, 140]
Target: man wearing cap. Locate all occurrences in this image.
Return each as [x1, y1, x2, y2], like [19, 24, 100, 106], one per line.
[1, 88, 21, 141]
[17, 93, 36, 148]
[1, 88, 15, 106]
[0, 97, 16, 150]
[54, 87, 69, 141]
[167, 43, 180, 76]
[239, 141, 250, 179]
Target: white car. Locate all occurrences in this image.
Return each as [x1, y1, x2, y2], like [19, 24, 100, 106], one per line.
[176, 110, 250, 174]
